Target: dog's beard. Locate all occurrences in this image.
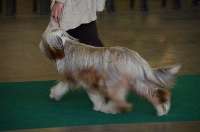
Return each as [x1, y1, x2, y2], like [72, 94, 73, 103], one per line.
[41, 28, 181, 116]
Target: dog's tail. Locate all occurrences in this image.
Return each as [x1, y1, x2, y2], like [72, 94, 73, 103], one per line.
[140, 64, 181, 88]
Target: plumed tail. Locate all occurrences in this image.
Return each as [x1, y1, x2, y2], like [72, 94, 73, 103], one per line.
[144, 65, 181, 88]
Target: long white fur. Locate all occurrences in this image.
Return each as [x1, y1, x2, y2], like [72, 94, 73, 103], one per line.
[40, 28, 181, 116]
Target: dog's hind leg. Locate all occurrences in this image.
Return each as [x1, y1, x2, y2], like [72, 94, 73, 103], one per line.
[105, 86, 132, 114]
[87, 90, 107, 112]
[132, 80, 171, 116]
[50, 81, 70, 101]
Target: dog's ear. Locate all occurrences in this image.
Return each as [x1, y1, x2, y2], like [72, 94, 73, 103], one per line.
[47, 36, 65, 60]
[42, 29, 66, 60]
[48, 46, 65, 60]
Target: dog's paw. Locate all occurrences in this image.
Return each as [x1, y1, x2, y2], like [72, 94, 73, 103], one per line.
[93, 103, 106, 112]
[117, 103, 132, 113]
[96, 101, 118, 114]
[99, 101, 132, 114]
[155, 102, 171, 116]
[99, 104, 118, 114]
[50, 89, 61, 101]
[49, 81, 69, 101]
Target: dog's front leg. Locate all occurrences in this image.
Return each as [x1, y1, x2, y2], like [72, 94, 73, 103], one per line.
[86, 90, 108, 113]
[50, 81, 70, 101]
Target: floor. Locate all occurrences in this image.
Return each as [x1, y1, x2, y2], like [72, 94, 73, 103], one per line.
[0, 0, 200, 131]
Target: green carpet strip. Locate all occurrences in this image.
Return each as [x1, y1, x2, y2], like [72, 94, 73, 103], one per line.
[0, 75, 199, 131]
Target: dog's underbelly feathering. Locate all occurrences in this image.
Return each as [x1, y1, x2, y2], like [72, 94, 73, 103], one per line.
[40, 28, 181, 116]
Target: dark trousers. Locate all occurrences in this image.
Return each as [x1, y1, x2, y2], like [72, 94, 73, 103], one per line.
[140, 0, 148, 11]
[107, 0, 116, 13]
[130, 0, 134, 9]
[5, 0, 16, 16]
[193, 0, 200, 5]
[67, 21, 104, 47]
[33, 0, 50, 15]
[0, 0, 2, 14]
[162, 0, 166, 8]
[173, 0, 181, 9]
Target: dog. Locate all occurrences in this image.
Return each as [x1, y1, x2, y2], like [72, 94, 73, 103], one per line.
[39, 28, 181, 116]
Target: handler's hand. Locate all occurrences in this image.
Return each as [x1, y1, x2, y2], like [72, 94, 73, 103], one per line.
[51, 2, 64, 23]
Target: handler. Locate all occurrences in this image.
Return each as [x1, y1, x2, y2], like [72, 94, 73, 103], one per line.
[44, 0, 106, 47]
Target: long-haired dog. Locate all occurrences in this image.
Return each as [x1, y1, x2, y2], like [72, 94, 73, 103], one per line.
[39, 28, 181, 116]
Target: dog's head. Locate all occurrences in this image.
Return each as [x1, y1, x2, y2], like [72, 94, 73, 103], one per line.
[39, 28, 76, 60]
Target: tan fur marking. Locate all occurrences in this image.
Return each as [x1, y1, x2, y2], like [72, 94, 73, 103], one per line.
[77, 67, 100, 89]
[63, 71, 77, 88]
[48, 45, 65, 60]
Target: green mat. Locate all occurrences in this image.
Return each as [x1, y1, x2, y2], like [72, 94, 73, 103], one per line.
[0, 75, 200, 131]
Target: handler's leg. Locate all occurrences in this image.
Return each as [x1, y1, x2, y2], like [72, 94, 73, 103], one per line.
[67, 21, 104, 47]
